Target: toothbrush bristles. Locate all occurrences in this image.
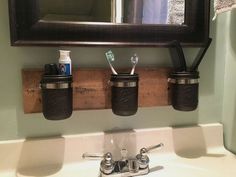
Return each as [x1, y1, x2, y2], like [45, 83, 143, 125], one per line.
[105, 50, 115, 61]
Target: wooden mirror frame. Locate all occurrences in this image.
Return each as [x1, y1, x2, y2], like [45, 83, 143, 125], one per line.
[8, 0, 210, 47]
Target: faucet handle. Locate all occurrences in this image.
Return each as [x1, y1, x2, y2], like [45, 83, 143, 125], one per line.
[136, 143, 164, 169]
[82, 152, 104, 160]
[140, 143, 164, 155]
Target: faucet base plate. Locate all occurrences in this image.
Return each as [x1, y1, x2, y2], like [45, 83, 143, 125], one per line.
[100, 168, 149, 177]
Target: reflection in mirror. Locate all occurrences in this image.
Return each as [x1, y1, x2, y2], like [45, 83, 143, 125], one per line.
[38, 0, 185, 25]
[122, 0, 185, 25]
[39, 0, 112, 22]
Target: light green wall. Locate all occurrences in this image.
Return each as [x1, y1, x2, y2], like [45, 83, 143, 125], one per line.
[222, 11, 236, 153]
[0, 0, 224, 140]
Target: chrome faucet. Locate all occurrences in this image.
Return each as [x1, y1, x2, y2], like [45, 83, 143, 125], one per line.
[82, 143, 164, 177]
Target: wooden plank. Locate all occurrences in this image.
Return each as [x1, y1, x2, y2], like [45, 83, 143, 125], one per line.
[22, 68, 171, 113]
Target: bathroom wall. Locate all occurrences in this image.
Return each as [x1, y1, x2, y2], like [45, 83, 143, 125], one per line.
[222, 11, 236, 153]
[0, 0, 225, 140]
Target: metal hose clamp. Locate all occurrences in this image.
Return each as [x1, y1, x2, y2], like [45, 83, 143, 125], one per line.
[40, 82, 71, 89]
[168, 78, 199, 84]
[109, 81, 137, 88]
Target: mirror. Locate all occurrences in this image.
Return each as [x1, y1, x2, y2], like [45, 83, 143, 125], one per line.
[8, 0, 210, 47]
[38, 0, 185, 25]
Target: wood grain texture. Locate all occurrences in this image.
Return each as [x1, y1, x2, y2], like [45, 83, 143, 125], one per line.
[22, 68, 171, 113]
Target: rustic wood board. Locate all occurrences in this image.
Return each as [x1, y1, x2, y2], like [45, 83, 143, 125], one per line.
[22, 68, 171, 113]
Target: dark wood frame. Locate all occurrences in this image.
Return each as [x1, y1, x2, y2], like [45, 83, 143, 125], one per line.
[8, 0, 210, 47]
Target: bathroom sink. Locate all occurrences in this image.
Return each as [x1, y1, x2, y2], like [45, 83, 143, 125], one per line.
[14, 161, 219, 177]
[0, 123, 236, 177]
[15, 156, 228, 177]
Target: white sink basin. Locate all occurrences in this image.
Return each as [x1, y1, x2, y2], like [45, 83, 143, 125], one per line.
[0, 123, 236, 177]
[149, 164, 217, 177]
[148, 158, 222, 177]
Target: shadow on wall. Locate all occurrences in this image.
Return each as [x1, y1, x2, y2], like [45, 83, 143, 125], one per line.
[172, 126, 225, 158]
[104, 129, 137, 161]
[230, 10, 236, 56]
[172, 126, 207, 158]
[16, 137, 65, 177]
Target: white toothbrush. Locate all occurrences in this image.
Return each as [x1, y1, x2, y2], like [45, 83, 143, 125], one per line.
[130, 54, 139, 75]
[105, 50, 118, 75]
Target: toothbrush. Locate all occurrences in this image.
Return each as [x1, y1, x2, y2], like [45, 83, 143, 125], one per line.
[130, 54, 139, 75]
[105, 50, 118, 75]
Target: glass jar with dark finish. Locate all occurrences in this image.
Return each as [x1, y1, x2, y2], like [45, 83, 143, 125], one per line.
[110, 73, 139, 116]
[40, 75, 73, 120]
[168, 71, 199, 111]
